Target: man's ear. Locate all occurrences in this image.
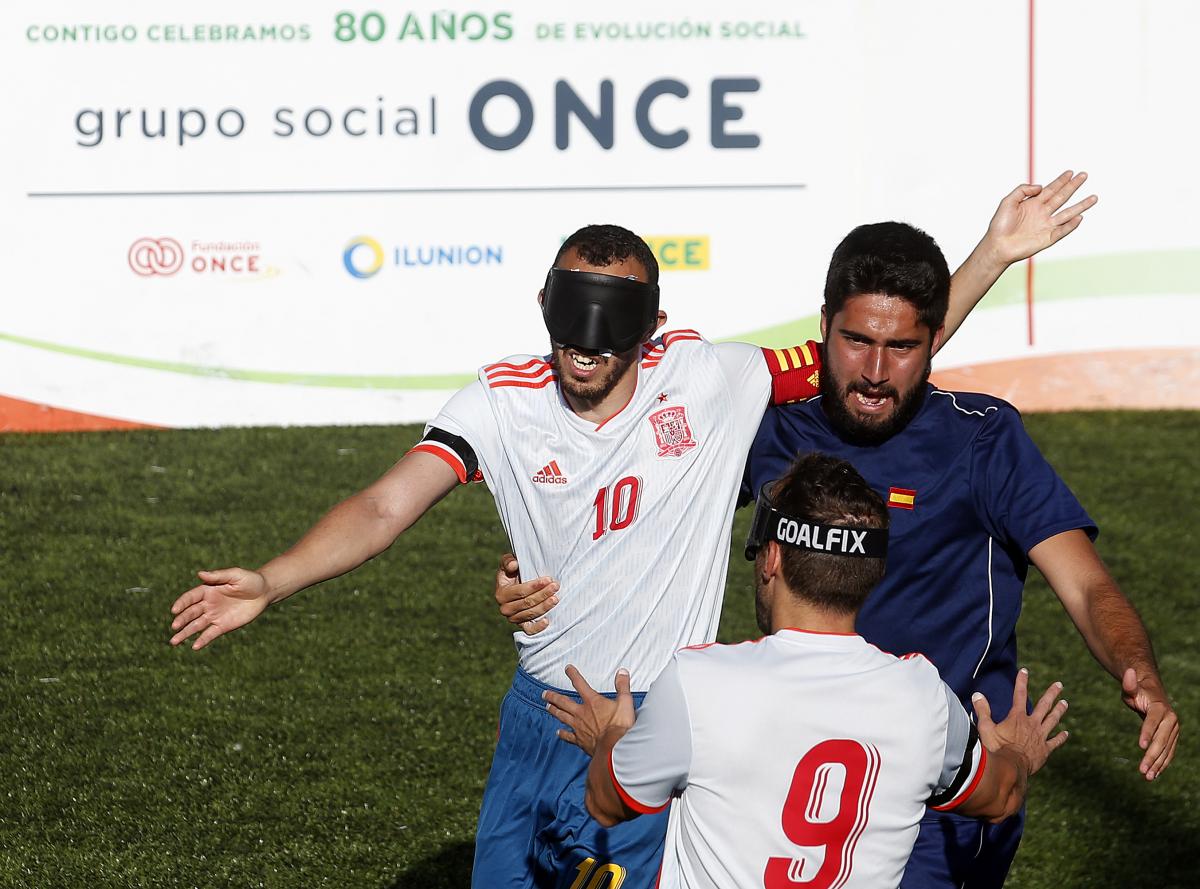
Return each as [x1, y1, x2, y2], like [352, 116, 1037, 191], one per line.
[930, 323, 946, 355]
[537, 289, 545, 307]
[653, 310, 668, 333]
[820, 306, 829, 342]
[763, 540, 783, 582]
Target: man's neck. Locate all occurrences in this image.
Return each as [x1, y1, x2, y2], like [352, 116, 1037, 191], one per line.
[771, 595, 857, 636]
[564, 364, 640, 425]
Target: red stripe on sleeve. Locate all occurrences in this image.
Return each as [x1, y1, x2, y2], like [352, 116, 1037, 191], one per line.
[408, 443, 467, 484]
[608, 746, 670, 815]
[932, 745, 989, 811]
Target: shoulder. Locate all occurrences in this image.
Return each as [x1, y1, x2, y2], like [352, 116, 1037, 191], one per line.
[641, 329, 707, 368]
[480, 353, 556, 391]
[926, 388, 1019, 424]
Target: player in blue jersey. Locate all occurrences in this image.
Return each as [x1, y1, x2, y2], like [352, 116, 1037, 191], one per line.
[740, 221, 1179, 887]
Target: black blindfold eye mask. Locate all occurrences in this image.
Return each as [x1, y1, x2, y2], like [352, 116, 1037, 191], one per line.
[541, 268, 660, 354]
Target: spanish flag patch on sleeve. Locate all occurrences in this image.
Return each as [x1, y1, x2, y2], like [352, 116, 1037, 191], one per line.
[761, 341, 822, 405]
[888, 487, 916, 510]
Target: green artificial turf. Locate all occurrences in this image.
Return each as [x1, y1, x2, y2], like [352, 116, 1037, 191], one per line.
[1, 413, 1196, 887]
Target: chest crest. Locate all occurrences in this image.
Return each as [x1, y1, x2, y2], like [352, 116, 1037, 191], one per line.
[648, 405, 698, 458]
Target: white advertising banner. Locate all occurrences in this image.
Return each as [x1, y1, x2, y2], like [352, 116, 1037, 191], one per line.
[1, 1, 1197, 430]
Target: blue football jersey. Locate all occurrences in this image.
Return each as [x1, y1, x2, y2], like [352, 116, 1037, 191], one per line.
[743, 385, 1096, 721]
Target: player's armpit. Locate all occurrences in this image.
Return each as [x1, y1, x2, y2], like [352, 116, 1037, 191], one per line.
[761, 341, 822, 405]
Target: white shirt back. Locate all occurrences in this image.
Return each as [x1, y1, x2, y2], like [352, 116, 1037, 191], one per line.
[426, 333, 771, 691]
[610, 630, 980, 889]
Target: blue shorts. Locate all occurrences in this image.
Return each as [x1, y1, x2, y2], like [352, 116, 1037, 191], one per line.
[900, 808, 1025, 889]
[472, 668, 671, 889]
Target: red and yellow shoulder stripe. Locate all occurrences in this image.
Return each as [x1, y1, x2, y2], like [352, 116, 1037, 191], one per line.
[762, 339, 823, 405]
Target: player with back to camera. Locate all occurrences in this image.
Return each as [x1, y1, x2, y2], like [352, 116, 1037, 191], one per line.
[170, 173, 1096, 889]
[545, 452, 1070, 889]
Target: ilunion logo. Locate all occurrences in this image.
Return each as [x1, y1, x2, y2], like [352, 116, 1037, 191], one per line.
[343, 235, 385, 279]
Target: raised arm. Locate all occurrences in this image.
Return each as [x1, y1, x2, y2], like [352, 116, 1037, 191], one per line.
[939, 170, 1098, 351]
[1030, 529, 1179, 780]
[169, 450, 460, 650]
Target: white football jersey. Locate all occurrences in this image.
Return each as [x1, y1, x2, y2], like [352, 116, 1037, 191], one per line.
[420, 332, 782, 691]
[610, 630, 983, 889]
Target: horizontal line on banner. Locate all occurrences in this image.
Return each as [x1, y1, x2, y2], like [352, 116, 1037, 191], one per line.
[26, 183, 807, 199]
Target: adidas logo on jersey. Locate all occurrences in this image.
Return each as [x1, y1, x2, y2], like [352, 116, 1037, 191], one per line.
[532, 460, 568, 485]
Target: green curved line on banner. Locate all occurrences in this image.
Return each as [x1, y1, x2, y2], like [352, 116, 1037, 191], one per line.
[3, 248, 1198, 388]
[0, 332, 474, 390]
[725, 248, 1200, 348]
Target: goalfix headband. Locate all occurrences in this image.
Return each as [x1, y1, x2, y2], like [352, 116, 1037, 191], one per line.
[541, 267, 660, 354]
[745, 486, 889, 561]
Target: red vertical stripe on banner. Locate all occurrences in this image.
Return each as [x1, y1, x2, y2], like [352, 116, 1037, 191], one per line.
[1026, 0, 1036, 346]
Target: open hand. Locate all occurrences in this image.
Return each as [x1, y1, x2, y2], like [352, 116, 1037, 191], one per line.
[983, 169, 1098, 265]
[543, 665, 635, 757]
[973, 667, 1070, 777]
[169, 567, 271, 650]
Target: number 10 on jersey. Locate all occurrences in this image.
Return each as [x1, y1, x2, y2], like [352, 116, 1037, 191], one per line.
[592, 476, 642, 541]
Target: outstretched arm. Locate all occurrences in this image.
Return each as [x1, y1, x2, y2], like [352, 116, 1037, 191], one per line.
[169, 450, 460, 649]
[1030, 529, 1179, 780]
[939, 170, 1098, 351]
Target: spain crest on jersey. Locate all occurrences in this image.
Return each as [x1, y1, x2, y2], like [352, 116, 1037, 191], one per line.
[649, 406, 697, 457]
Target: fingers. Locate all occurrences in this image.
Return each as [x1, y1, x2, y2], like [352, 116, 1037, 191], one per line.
[543, 689, 582, 726]
[170, 588, 203, 616]
[1036, 169, 1075, 206]
[565, 664, 598, 701]
[498, 578, 560, 623]
[1031, 680, 1065, 721]
[1122, 666, 1140, 699]
[556, 728, 580, 747]
[614, 668, 631, 698]
[191, 624, 226, 650]
[1050, 194, 1098, 226]
[1046, 728, 1070, 754]
[1142, 714, 1179, 780]
[498, 552, 519, 575]
[972, 691, 995, 730]
[170, 602, 207, 631]
[1048, 215, 1084, 246]
[520, 617, 551, 636]
[170, 614, 211, 647]
[1002, 183, 1042, 208]
[197, 567, 240, 585]
[1011, 667, 1030, 714]
[1139, 703, 1180, 780]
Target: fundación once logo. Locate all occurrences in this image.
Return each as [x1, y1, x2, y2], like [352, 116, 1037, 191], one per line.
[128, 237, 264, 277]
[128, 237, 184, 276]
[343, 236, 504, 279]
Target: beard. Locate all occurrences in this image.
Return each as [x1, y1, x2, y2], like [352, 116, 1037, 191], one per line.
[550, 343, 636, 403]
[819, 359, 931, 447]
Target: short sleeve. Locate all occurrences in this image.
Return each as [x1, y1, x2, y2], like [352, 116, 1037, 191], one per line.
[714, 341, 774, 422]
[929, 682, 987, 810]
[971, 405, 1097, 553]
[408, 380, 491, 484]
[609, 657, 693, 813]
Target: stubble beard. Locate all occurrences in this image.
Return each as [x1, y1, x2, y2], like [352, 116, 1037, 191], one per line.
[550, 346, 635, 403]
[819, 360, 932, 447]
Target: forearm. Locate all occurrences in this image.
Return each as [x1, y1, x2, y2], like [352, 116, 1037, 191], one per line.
[585, 726, 638, 828]
[942, 239, 1008, 349]
[259, 491, 411, 604]
[958, 747, 1029, 824]
[1077, 579, 1160, 683]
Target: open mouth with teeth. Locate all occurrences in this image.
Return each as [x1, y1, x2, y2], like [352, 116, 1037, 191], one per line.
[849, 388, 895, 414]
